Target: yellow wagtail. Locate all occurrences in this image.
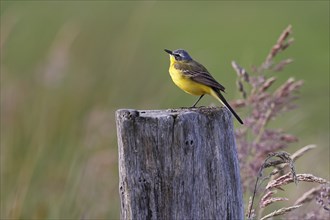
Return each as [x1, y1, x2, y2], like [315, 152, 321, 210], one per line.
[164, 49, 243, 124]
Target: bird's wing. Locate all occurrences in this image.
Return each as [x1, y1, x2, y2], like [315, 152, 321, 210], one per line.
[175, 62, 226, 92]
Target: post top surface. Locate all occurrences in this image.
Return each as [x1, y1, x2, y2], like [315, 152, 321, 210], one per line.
[116, 107, 228, 118]
[116, 107, 225, 116]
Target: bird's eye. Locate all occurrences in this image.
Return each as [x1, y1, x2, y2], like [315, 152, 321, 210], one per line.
[174, 54, 182, 61]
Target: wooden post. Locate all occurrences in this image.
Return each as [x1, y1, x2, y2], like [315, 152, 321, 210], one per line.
[116, 107, 243, 220]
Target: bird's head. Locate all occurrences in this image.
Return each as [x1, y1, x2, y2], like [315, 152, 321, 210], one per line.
[164, 49, 193, 63]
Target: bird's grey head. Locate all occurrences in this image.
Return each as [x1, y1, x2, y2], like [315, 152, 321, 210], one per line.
[165, 49, 193, 61]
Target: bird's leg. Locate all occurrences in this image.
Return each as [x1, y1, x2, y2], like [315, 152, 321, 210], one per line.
[191, 95, 205, 107]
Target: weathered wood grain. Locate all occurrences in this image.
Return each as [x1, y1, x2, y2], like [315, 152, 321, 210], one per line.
[116, 107, 243, 220]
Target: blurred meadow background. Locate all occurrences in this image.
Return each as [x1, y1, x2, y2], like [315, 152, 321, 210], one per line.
[1, 1, 329, 219]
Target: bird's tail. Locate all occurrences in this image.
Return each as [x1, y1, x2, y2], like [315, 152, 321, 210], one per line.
[210, 89, 244, 124]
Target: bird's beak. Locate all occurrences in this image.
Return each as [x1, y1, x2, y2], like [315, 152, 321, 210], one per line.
[164, 49, 173, 55]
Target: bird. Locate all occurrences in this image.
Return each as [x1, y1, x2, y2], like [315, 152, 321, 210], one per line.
[164, 48, 243, 124]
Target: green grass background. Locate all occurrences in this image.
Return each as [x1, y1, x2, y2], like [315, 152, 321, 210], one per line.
[1, 1, 329, 219]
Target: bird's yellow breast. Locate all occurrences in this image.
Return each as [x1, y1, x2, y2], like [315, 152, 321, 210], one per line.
[168, 61, 211, 96]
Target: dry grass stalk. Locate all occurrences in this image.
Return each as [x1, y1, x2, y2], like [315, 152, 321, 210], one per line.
[259, 204, 303, 220]
[291, 144, 317, 161]
[259, 77, 276, 93]
[260, 190, 288, 208]
[288, 183, 330, 219]
[272, 58, 293, 71]
[270, 145, 317, 178]
[260, 197, 289, 209]
[246, 196, 256, 220]
[274, 77, 303, 100]
[316, 183, 330, 211]
[261, 24, 294, 71]
[233, 29, 303, 193]
[294, 185, 324, 206]
[294, 174, 328, 184]
[247, 151, 297, 219]
[232, 61, 249, 99]
[231, 60, 249, 83]
[260, 190, 274, 202]
[236, 80, 247, 99]
[267, 173, 328, 190]
[232, 25, 329, 219]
